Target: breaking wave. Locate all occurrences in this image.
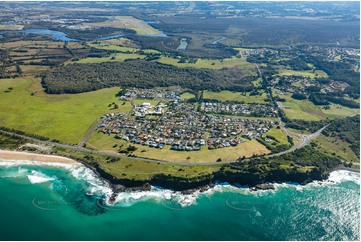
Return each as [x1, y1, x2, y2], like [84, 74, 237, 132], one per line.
[0, 158, 359, 208]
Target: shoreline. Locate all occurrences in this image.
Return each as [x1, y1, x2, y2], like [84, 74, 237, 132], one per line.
[0, 149, 359, 196]
[0, 149, 78, 164]
[328, 165, 360, 173]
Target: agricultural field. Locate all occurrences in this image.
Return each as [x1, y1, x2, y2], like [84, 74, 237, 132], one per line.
[0, 39, 88, 76]
[203, 90, 268, 104]
[0, 78, 129, 144]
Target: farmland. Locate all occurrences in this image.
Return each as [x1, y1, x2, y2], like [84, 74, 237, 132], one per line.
[0, 78, 127, 144]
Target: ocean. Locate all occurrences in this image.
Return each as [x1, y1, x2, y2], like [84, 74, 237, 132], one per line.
[0, 159, 359, 241]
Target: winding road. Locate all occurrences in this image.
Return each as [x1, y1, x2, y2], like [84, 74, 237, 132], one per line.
[0, 123, 329, 166]
[0, 62, 333, 166]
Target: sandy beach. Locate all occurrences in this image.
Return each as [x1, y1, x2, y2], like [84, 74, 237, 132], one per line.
[0, 150, 78, 164]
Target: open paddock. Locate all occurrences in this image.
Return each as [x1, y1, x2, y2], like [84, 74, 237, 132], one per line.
[0, 78, 125, 144]
[320, 104, 359, 119]
[277, 68, 328, 79]
[203, 90, 268, 104]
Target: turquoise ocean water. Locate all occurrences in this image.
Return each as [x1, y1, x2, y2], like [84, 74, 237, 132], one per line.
[0, 159, 359, 241]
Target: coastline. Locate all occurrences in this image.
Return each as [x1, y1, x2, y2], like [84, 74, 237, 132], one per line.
[0, 149, 359, 196]
[0, 149, 78, 164]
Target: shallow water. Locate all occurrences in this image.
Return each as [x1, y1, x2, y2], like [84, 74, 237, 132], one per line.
[0, 160, 359, 240]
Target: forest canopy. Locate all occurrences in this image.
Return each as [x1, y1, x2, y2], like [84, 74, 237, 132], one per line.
[42, 60, 256, 94]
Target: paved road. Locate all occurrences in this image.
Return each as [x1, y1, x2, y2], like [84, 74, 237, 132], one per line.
[0, 63, 333, 167]
[265, 124, 329, 158]
[78, 119, 102, 148]
[1, 122, 330, 166]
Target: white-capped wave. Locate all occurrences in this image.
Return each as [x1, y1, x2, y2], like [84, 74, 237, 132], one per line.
[27, 170, 54, 184]
[112, 187, 200, 207]
[327, 170, 360, 184]
[68, 165, 113, 198]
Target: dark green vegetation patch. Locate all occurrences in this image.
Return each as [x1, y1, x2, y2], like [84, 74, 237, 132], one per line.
[43, 60, 255, 94]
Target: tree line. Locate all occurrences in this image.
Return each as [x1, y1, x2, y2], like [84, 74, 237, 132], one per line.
[42, 60, 256, 94]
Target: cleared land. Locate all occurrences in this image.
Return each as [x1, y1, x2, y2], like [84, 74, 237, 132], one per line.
[88, 16, 163, 35]
[0, 78, 131, 144]
[180, 92, 195, 100]
[276, 90, 324, 121]
[76, 52, 146, 64]
[156, 56, 257, 73]
[203, 90, 267, 103]
[315, 134, 359, 163]
[266, 128, 290, 145]
[55, 148, 221, 180]
[277, 68, 328, 78]
[320, 104, 360, 119]
[87, 132, 270, 163]
[81, 42, 256, 74]
[0, 24, 24, 30]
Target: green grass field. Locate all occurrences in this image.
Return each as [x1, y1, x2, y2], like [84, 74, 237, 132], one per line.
[266, 128, 290, 145]
[88, 44, 138, 53]
[277, 90, 359, 120]
[320, 104, 359, 119]
[83, 43, 257, 74]
[55, 147, 221, 180]
[87, 131, 270, 163]
[203, 90, 268, 103]
[277, 69, 328, 78]
[281, 101, 322, 121]
[76, 52, 145, 64]
[276, 90, 324, 121]
[180, 92, 196, 100]
[156, 56, 256, 73]
[0, 78, 131, 144]
[315, 135, 359, 163]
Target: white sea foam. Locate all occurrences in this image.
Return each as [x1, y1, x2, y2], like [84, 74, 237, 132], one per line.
[27, 170, 54, 184]
[0, 158, 76, 169]
[68, 165, 113, 198]
[1, 158, 359, 208]
[327, 170, 360, 184]
[0, 158, 112, 199]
